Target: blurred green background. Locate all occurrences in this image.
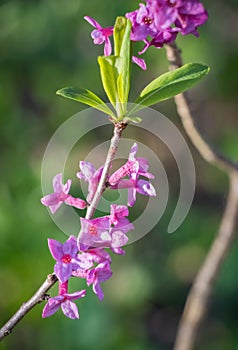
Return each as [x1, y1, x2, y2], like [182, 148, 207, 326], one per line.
[0, 1, 238, 349]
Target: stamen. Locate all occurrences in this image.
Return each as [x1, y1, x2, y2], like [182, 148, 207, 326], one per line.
[89, 225, 97, 235]
[61, 254, 72, 263]
[143, 17, 153, 25]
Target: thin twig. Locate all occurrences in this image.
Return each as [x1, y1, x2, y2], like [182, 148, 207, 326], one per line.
[0, 274, 58, 341]
[165, 42, 238, 350]
[85, 122, 126, 220]
[173, 172, 238, 350]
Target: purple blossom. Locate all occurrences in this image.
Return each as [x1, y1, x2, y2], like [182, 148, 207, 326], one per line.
[110, 204, 134, 232]
[126, 3, 155, 42]
[79, 216, 119, 250]
[77, 161, 104, 203]
[79, 216, 111, 250]
[108, 143, 156, 207]
[175, 0, 208, 37]
[84, 248, 112, 264]
[48, 236, 88, 283]
[128, 143, 155, 180]
[110, 204, 130, 226]
[87, 261, 112, 300]
[84, 15, 147, 70]
[84, 16, 114, 56]
[109, 143, 154, 185]
[78, 215, 131, 251]
[71, 248, 112, 279]
[42, 281, 86, 319]
[126, 0, 208, 53]
[41, 173, 87, 214]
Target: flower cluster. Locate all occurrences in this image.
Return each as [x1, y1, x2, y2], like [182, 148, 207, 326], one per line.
[84, 0, 208, 70]
[126, 0, 208, 53]
[41, 143, 156, 319]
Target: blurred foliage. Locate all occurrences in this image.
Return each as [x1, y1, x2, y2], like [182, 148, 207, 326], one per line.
[0, 1, 238, 349]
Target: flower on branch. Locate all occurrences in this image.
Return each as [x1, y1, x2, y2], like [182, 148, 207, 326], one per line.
[48, 236, 92, 283]
[78, 215, 131, 252]
[84, 16, 114, 56]
[41, 173, 87, 214]
[77, 161, 104, 203]
[109, 143, 156, 206]
[86, 261, 112, 300]
[42, 280, 86, 319]
[126, 0, 208, 54]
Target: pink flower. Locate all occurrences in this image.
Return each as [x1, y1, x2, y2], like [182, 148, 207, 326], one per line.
[41, 173, 87, 214]
[84, 16, 114, 56]
[175, 0, 208, 37]
[78, 215, 131, 252]
[77, 161, 104, 203]
[126, 0, 208, 53]
[86, 261, 112, 300]
[79, 216, 111, 249]
[48, 236, 91, 283]
[83, 248, 112, 264]
[108, 143, 156, 206]
[42, 281, 86, 319]
[110, 204, 134, 233]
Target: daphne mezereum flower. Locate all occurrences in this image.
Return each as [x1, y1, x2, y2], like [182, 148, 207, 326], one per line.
[42, 280, 86, 319]
[84, 16, 114, 56]
[84, 15, 147, 70]
[108, 143, 156, 207]
[86, 261, 112, 300]
[175, 0, 208, 37]
[41, 173, 87, 214]
[77, 161, 104, 204]
[79, 216, 130, 252]
[126, 0, 208, 52]
[109, 143, 154, 185]
[48, 236, 91, 283]
[110, 204, 134, 231]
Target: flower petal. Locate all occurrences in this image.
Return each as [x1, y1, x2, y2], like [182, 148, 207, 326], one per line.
[64, 196, 87, 209]
[61, 300, 79, 319]
[65, 289, 87, 301]
[62, 236, 78, 256]
[48, 239, 63, 261]
[137, 180, 156, 196]
[93, 281, 104, 301]
[42, 298, 61, 318]
[84, 16, 101, 29]
[41, 193, 61, 207]
[77, 161, 96, 181]
[111, 230, 128, 248]
[104, 36, 112, 56]
[54, 262, 72, 283]
[132, 56, 147, 70]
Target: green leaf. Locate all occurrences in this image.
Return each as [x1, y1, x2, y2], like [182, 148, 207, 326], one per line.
[56, 87, 115, 117]
[131, 63, 210, 113]
[98, 17, 132, 119]
[113, 17, 127, 57]
[115, 18, 131, 107]
[98, 55, 119, 110]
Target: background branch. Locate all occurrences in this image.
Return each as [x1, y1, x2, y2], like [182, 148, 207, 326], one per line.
[165, 42, 238, 173]
[165, 43, 238, 350]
